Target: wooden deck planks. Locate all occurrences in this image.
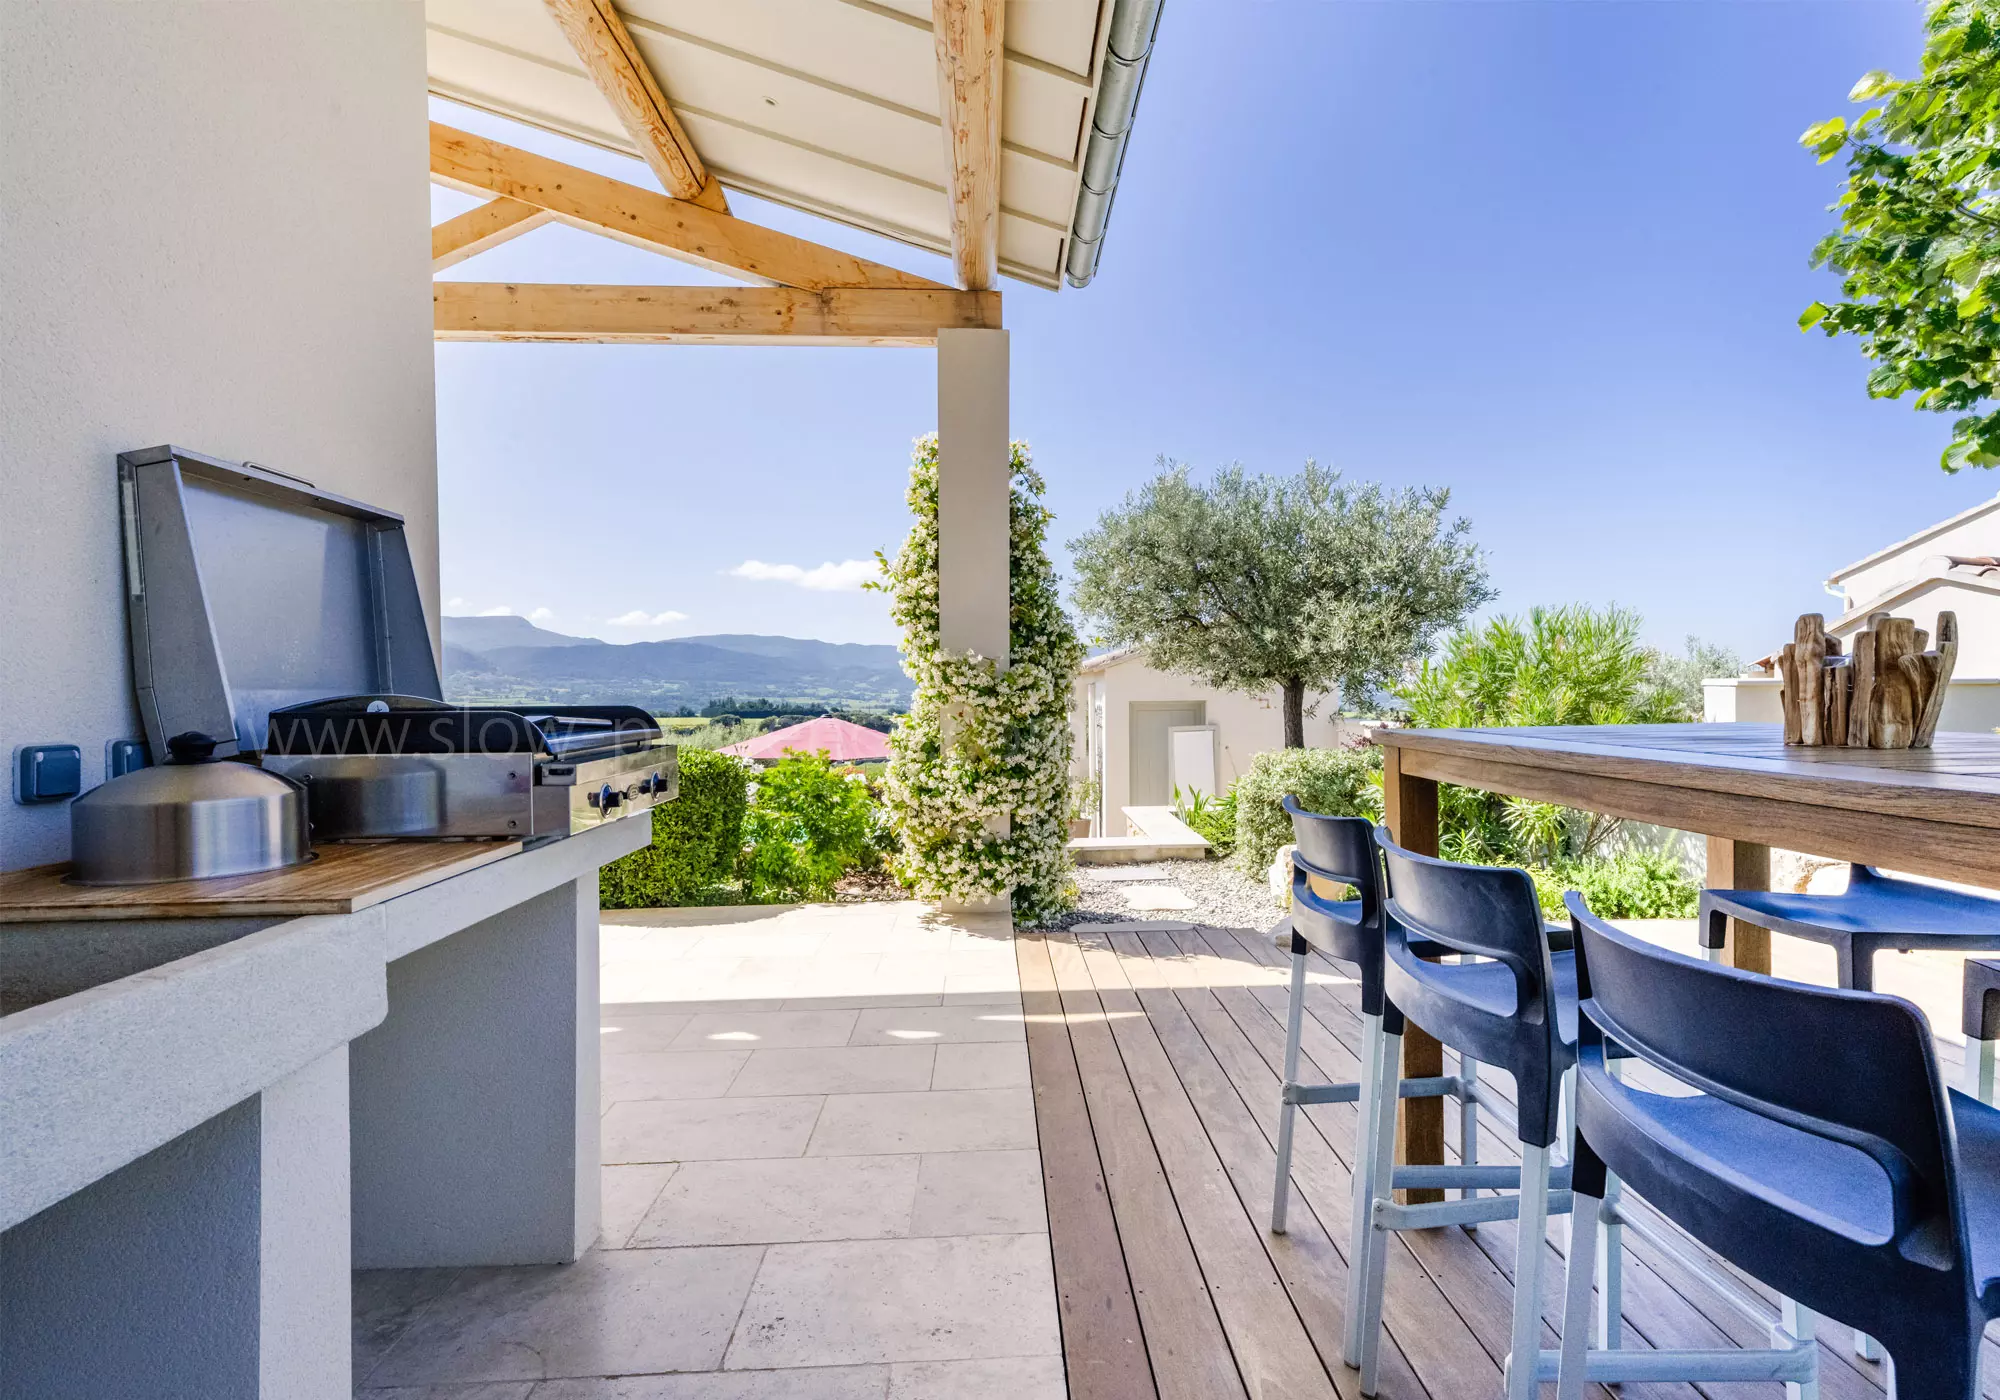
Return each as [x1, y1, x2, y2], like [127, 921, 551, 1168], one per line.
[1022, 918, 1941, 1400]
[1015, 932, 1157, 1400]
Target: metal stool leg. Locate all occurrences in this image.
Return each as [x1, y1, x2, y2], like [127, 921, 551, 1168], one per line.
[1341, 1009, 1385, 1360]
[1457, 1050, 1479, 1202]
[1967, 1035, 1997, 1104]
[1504, 1141, 1554, 1400]
[1555, 1189, 1601, 1400]
[1353, 1024, 1400, 1395]
[1781, 1299, 1821, 1400]
[1271, 946, 1309, 1233]
[1594, 1170, 1622, 1350]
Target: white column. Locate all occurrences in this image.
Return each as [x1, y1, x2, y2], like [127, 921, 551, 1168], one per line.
[260, 1047, 352, 1400]
[936, 327, 1011, 667]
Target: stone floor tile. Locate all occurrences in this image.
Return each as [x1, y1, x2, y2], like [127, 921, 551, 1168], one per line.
[671, 1010, 860, 1052]
[603, 999, 787, 1017]
[354, 1267, 463, 1381]
[886, 1356, 1065, 1400]
[602, 1052, 749, 1104]
[908, 1151, 1045, 1236]
[727, 1046, 935, 1097]
[360, 1384, 536, 1399]
[598, 1163, 678, 1249]
[527, 1367, 888, 1398]
[939, 977, 1022, 1005]
[724, 1235, 1059, 1369]
[848, 1006, 1025, 1046]
[598, 1014, 695, 1055]
[929, 1042, 1029, 1091]
[364, 1247, 764, 1385]
[602, 962, 749, 1005]
[629, 1154, 920, 1247]
[603, 1097, 823, 1164]
[779, 993, 943, 1011]
[806, 1089, 1034, 1157]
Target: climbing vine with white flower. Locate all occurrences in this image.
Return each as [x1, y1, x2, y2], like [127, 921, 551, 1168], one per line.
[874, 434, 1083, 924]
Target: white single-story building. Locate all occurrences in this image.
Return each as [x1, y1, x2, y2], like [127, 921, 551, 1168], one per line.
[1706, 493, 2000, 731]
[1070, 647, 1360, 834]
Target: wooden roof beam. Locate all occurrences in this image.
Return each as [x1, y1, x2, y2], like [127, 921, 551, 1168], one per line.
[432, 197, 553, 271]
[430, 123, 947, 292]
[932, 0, 1003, 291]
[541, 0, 728, 213]
[434, 283, 1001, 347]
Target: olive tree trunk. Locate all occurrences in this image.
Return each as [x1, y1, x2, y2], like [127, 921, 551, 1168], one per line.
[1281, 679, 1306, 748]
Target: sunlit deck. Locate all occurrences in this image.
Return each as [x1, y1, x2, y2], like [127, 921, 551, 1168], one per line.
[1016, 919, 1996, 1400]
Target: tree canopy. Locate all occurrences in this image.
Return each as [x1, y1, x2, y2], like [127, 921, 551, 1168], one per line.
[1802, 0, 2000, 471]
[1068, 460, 1492, 746]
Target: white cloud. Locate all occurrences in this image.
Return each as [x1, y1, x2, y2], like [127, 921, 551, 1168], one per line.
[606, 609, 689, 627]
[729, 558, 881, 592]
[447, 596, 467, 610]
[527, 607, 556, 623]
[477, 605, 512, 616]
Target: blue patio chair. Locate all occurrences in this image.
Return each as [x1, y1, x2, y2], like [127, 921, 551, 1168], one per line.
[1556, 892, 2000, 1400]
[1699, 863, 2000, 992]
[1351, 828, 1580, 1400]
[1267, 798, 1484, 1370]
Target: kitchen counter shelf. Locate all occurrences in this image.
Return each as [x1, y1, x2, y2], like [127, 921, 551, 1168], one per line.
[0, 839, 524, 923]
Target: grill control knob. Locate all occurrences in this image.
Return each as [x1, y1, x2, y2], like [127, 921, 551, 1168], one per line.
[589, 782, 622, 811]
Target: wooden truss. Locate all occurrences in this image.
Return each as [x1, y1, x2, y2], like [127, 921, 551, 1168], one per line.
[433, 0, 1004, 346]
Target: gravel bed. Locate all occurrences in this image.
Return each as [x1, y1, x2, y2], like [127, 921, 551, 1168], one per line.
[1037, 857, 1285, 932]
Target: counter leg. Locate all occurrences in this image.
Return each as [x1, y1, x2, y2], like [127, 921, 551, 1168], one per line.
[1383, 746, 1445, 1204]
[261, 1047, 353, 1400]
[1706, 837, 1772, 975]
[350, 879, 600, 1267]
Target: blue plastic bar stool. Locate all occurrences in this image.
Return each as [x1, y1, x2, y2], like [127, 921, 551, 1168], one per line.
[1557, 892, 2000, 1400]
[1699, 863, 2000, 992]
[1357, 829, 1580, 1400]
[1266, 798, 1485, 1375]
[1962, 958, 2000, 1103]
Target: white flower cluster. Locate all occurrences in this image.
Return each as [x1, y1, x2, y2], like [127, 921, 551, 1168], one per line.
[875, 435, 1085, 924]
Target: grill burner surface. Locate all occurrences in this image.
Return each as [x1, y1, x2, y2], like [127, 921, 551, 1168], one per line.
[263, 695, 676, 840]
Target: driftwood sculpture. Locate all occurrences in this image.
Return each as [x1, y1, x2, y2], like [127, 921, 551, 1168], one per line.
[1779, 611, 1958, 749]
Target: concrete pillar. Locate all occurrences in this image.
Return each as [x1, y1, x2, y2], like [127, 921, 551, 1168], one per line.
[260, 1049, 353, 1400]
[349, 879, 600, 1266]
[936, 328, 1011, 667]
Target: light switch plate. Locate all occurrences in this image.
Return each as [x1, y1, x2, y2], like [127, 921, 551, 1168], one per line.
[14, 743, 83, 804]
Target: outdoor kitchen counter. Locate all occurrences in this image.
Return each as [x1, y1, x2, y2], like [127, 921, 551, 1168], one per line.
[1374, 722, 2000, 1201]
[0, 817, 647, 1400]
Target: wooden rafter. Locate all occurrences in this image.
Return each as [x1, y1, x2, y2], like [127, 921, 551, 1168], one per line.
[431, 197, 553, 271]
[434, 283, 1000, 347]
[932, 0, 1004, 291]
[541, 0, 728, 213]
[431, 124, 947, 293]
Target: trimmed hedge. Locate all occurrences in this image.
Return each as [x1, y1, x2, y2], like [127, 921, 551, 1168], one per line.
[1234, 744, 1383, 876]
[599, 749, 749, 909]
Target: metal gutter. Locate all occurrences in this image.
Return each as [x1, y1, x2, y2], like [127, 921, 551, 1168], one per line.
[1065, 0, 1163, 288]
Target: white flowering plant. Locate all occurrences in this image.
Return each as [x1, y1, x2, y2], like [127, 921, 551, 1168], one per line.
[874, 434, 1084, 924]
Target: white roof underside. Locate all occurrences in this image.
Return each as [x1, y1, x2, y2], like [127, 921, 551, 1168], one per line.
[425, 0, 1114, 291]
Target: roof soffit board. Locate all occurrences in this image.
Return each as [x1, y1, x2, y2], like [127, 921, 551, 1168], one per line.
[1829, 572, 2000, 630]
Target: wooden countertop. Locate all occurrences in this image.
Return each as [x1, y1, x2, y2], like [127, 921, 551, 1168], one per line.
[0, 839, 524, 923]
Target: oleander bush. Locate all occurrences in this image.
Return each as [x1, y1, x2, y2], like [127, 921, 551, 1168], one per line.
[739, 752, 882, 903]
[598, 748, 750, 908]
[1234, 744, 1383, 876]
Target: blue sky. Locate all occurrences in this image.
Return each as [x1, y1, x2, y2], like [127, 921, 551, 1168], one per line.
[434, 0, 1995, 659]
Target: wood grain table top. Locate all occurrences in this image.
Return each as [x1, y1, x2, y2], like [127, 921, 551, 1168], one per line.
[1378, 723, 2000, 831]
[0, 839, 524, 923]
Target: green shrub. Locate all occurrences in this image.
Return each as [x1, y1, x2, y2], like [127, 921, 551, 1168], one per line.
[599, 749, 749, 908]
[740, 753, 880, 902]
[1524, 849, 1699, 921]
[1234, 745, 1382, 875]
[1173, 784, 1237, 858]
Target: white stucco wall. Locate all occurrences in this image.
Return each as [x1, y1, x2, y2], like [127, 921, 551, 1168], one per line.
[1072, 654, 1355, 822]
[1829, 501, 1997, 613]
[1704, 676, 2000, 733]
[0, 0, 437, 870]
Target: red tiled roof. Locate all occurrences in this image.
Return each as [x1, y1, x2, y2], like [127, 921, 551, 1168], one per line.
[718, 716, 892, 762]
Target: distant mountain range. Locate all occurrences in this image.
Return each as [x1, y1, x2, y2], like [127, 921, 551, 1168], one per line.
[441, 616, 912, 711]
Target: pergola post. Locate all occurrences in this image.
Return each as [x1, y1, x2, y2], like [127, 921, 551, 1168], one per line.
[936, 328, 1011, 668]
[936, 328, 1012, 916]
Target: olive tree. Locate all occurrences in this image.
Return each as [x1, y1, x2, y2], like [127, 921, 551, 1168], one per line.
[1068, 460, 1492, 747]
[1802, 0, 2000, 470]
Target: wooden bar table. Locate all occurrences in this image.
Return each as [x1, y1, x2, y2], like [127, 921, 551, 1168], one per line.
[1376, 722, 2000, 1193]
